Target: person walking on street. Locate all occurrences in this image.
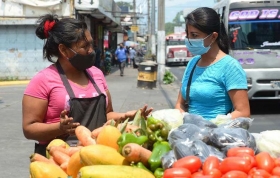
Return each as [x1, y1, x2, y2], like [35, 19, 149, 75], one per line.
[22, 14, 153, 156]
[129, 47, 137, 68]
[104, 47, 112, 75]
[115, 43, 127, 76]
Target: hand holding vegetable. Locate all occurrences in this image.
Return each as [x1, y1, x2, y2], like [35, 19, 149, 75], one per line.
[125, 105, 153, 121]
[59, 110, 80, 135]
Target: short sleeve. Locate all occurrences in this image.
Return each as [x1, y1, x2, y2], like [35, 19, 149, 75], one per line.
[223, 58, 247, 91]
[24, 71, 50, 100]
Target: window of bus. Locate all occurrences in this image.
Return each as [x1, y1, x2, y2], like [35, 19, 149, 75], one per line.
[228, 8, 280, 50]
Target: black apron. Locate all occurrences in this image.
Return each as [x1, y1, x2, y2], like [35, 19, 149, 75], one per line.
[34, 62, 107, 155]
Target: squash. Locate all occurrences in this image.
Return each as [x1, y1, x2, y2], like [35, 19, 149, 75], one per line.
[96, 125, 121, 151]
[67, 151, 84, 178]
[77, 165, 155, 178]
[30, 161, 67, 178]
[80, 144, 129, 166]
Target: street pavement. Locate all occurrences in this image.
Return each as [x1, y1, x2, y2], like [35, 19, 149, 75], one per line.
[0, 64, 180, 177]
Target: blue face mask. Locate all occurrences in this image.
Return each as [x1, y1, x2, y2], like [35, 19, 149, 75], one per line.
[185, 34, 213, 56]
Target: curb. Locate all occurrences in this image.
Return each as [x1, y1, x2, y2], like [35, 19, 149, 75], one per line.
[0, 80, 30, 86]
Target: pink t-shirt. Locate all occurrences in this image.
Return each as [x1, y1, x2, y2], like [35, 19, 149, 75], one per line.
[24, 64, 108, 124]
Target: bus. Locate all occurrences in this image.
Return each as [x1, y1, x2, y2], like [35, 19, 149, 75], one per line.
[165, 32, 193, 66]
[213, 0, 280, 100]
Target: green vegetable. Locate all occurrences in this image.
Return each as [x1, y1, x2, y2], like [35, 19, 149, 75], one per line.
[147, 116, 169, 143]
[148, 141, 171, 172]
[131, 162, 152, 173]
[154, 168, 164, 178]
[117, 133, 148, 153]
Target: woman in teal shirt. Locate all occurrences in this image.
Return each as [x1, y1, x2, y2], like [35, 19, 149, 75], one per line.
[175, 7, 250, 120]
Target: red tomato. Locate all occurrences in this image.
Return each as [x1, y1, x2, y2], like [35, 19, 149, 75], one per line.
[255, 152, 275, 173]
[236, 153, 257, 168]
[192, 176, 213, 178]
[271, 176, 280, 178]
[191, 171, 204, 178]
[275, 158, 280, 167]
[227, 147, 255, 157]
[219, 157, 251, 174]
[205, 168, 222, 178]
[221, 170, 247, 178]
[272, 167, 280, 176]
[249, 169, 271, 178]
[163, 168, 191, 178]
[203, 156, 220, 175]
[173, 156, 202, 173]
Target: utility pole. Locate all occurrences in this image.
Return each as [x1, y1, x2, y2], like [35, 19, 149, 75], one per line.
[151, 0, 156, 55]
[147, 0, 151, 51]
[157, 0, 165, 83]
[133, 0, 137, 42]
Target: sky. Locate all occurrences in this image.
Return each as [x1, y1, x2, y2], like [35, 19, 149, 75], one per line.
[115, 0, 216, 22]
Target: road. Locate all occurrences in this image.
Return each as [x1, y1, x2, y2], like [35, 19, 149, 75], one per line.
[168, 65, 280, 133]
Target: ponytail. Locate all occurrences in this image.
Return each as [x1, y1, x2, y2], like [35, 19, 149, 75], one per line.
[218, 20, 230, 54]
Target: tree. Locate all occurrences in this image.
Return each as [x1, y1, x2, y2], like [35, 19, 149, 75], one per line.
[165, 11, 184, 35]
[116, 1, 133, 10]
[172, 11, 184, 26]
[165, 22, 175, 35]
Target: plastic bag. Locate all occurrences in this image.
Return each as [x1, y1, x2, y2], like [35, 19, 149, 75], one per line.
[209, 127, 257, 153]
[253, 130, 280, 158]
[161, 150, 177, 170]
[183, 113, 217, 129]
[168, 124, 212, 148]
[210, 114, 232, 125]
[218, 118, 254, 130]
[151, 109, 184, 130]
[173, 141, 194, 160]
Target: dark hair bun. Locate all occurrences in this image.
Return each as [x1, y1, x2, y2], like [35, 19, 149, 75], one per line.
[35, 14, 58, 40]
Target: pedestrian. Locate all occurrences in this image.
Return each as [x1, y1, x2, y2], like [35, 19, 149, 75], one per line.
[104, 47, 112, 75]
[22, 14, 153, 156]
[115, 43, 127, 76]
[94, 44, 101, 69]
[175, 7, 250, 120]
[129, 46, 137, 68]
[125, 46, 130, 67]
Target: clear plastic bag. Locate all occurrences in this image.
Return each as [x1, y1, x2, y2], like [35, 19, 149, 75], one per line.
[218, 118, 254, 130]
[151, 109, 184, 130]
[161, 150, 177, 170]
[209, 127, 257, 153]
[168, 124, 212, 148]
[183, 113, 217, 129]
[173, 141, 194, 160]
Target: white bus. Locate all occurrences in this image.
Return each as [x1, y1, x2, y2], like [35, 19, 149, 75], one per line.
[213, 0, 280, 100]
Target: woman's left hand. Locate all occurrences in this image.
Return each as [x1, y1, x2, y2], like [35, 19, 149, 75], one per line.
[125, 105, 153, 120]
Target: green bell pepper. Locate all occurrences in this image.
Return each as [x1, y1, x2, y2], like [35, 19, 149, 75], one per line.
[148, 141, 171, 172]
[147, 116, 169, 143]
[117, 133, 148, 153]
[154, 168, 164, 178]
[131, 162, 152, 173]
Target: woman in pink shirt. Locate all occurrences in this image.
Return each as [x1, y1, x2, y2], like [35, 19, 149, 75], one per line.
[22, 14, 152, 156]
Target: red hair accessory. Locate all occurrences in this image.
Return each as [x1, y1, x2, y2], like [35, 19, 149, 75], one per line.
[44, 20, 55, 38]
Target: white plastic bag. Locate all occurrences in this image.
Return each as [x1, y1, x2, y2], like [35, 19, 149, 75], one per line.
[254, 130, 280, 158]
[210, 114, 232, 125]
[151, 109, 183, 130]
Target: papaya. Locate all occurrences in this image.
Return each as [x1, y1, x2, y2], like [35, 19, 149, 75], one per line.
[67, 151, 84, 178]
[46, 139, 69, 158]
[77, 165, 155, 178]
[80, 144, 129, 166]
[30, 161, 67, 178]
[96, 125, 122, 151]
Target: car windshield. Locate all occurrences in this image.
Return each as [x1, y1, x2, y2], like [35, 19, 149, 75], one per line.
[228, 8, 280, 50]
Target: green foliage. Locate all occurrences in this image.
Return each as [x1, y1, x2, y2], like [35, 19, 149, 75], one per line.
[172, 11, 184, 25]
[163, 71, 175, 84]
[165, 11, 184, 35]
[116, 1, 133, 9]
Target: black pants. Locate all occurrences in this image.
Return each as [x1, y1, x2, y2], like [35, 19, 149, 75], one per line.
[34, 143, 47, 157]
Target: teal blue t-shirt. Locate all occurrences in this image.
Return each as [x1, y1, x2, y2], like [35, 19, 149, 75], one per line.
[181, 55, 247, 120]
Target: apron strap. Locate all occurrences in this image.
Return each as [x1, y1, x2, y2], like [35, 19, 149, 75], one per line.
[84, 70, 103, 95]
[56, 62, 75, 98]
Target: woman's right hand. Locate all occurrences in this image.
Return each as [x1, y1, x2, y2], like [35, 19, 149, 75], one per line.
[59, 110, 80, 135]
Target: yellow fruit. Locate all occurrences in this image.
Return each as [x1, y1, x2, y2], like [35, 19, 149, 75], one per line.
[80, 144, 129, 166]
[67, 151, 84, 178]
[78, 165, 155, 178]
[96, 125, 121, 151]
[30, 161, 67, 178]
[46, 139, 69, 158]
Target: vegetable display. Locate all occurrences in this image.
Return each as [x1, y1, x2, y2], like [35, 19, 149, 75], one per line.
[28, 110, 280, 178]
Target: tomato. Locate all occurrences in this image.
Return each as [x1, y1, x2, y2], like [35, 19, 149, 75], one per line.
[275, 158, 280, 167]
[173, 156, 202, 173]
[227, 147, 255, 157]
[236, 153, 257, 168]
[203, 156, 220, 175]
[272, 167, 280, 176]
[191, 171, 204, 178]
[205, 168, 222, 178]
[219, 157, 251, 174]
[221, 170, 247, 178]
[255, 152, 275, 173]
[249, 169, 271, 178]
[270, 176, 280, 178]
[163, 168, 191, 178]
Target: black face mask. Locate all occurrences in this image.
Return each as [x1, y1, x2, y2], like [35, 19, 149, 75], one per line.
[68, 48, 96, 71]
